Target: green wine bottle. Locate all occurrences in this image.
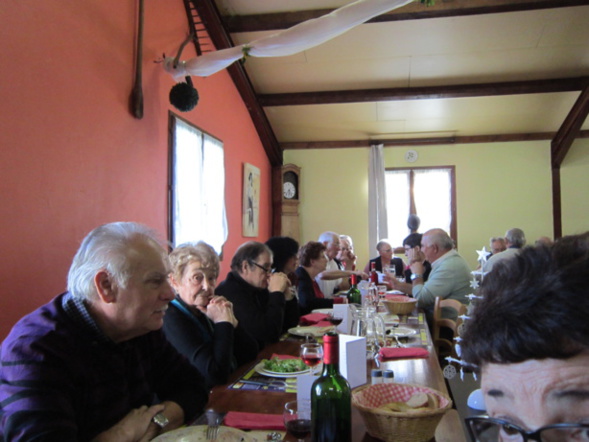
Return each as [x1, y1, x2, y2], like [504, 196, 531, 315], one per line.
[346, 274, 361, 305]
[311, 332, 351, 442]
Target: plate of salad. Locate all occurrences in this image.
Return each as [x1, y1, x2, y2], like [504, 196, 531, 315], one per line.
[254, 357, 311, 377]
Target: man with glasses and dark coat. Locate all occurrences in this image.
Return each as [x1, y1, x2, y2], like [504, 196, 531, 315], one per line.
[215, 241, 298, 349]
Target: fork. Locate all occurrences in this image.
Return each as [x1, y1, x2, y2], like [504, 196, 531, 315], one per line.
[206, 409, 223, 440]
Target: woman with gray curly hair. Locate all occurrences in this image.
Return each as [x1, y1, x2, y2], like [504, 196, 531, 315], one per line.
[162, 241, 258, 388]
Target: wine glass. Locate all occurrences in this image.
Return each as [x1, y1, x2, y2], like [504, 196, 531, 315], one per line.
[284, 400, 311, 442]
[300, 343, 323, 375]
[326, 312, 343, 332]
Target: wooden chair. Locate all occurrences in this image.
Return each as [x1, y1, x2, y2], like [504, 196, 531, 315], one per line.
[433, 297, 467, 360]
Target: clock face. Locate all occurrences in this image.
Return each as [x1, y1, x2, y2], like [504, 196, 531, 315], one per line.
[283, 181, 296, 199]
[405, 149, 418, 163]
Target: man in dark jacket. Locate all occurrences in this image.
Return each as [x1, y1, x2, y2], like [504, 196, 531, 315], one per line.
[216, 241, 299, 348]
[0, 222, 208, 442]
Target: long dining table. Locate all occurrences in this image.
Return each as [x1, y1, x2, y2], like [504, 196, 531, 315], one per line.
[204, 310, 467, 442]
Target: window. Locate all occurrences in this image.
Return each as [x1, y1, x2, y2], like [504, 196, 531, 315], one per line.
[384, 166, 456, 247]
[168, 113, 228, 254]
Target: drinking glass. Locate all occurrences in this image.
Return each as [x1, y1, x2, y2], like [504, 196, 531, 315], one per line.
[326, 312, 343, 332]
[300, 343, 323, 375]
[284, 400, 311, 442]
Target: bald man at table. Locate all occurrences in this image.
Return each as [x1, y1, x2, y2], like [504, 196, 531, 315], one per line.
[388, 228, 470, 323]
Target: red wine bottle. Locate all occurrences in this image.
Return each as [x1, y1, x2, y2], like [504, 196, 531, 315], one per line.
[346, 274, 361, 305]
[311, 333, 351, 442]
[369, 261, 378, 284]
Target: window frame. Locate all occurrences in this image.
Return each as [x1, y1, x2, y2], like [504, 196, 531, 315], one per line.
[385, 165, 457, 244]
[167, 111, 227, 254]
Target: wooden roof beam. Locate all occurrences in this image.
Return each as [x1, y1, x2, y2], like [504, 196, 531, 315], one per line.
[223, 0, 589, 33]
[189, 0, 282, 166]
[280, 130, 589, 150]
[258, 77, 589, 107]
[551, 84, 589, 167]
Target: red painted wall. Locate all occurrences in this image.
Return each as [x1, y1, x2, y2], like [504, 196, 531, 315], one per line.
[0, 0, 273, 339]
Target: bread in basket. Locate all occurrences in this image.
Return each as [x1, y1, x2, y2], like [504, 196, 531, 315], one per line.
[382, 295, 418, 315]
[352, 382, 452, 442]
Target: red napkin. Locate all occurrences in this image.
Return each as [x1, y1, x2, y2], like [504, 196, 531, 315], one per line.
[299, 313, 328, 325]
[379, 347, 429, 360]
[224, 411, 285, 431]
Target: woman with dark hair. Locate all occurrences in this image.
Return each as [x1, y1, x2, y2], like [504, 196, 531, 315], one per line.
[265, 236, 300, 331]
[461, 232, 589, 440]
[295, 241, 338, 315]
[402, 233, 431, 282]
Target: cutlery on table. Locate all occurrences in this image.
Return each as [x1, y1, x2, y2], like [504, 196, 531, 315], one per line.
[205, 409, 223, 440]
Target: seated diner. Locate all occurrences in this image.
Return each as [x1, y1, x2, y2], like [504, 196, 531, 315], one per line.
[0, 222, 208, 441]
[163, 241, 258, 389]
[461, 232, 589, 440]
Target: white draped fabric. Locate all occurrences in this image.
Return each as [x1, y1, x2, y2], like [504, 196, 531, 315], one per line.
[164, 0, 414, 79]
[368, 144, 388, 251]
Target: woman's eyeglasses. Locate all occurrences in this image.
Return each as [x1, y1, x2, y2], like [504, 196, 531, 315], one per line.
[466, 415, 589, 441]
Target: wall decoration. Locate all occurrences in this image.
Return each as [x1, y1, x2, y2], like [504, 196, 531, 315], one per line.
[242, 163, 260, 237]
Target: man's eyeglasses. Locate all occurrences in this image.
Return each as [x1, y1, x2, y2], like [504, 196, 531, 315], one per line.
[250, 261, 272, 274]
[466, 415, 589, 441]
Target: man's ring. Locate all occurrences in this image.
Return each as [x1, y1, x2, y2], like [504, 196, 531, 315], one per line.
[152, 412, 169, 428]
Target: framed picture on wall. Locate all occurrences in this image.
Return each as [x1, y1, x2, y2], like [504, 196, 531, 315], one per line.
[242, 162, 260, 237]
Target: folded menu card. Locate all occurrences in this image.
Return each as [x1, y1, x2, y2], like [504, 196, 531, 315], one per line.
[378, 347, 429, 360]
[339, 334, 367, 388]
[224, 411, 285, 430]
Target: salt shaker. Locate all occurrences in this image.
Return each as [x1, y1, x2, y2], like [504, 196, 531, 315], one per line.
[371, 369, 383, 385]
[383, 370, 395, 383]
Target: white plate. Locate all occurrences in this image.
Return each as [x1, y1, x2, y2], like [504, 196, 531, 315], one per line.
[288, 325, 334, 337]
[254, 361, 311, 378]
[311, 308, 332, 314]
[387, 327, 417, 338]
[386, 290, 405, 295]
[152, 425, 272, 441]
[379, 312, 399, 325]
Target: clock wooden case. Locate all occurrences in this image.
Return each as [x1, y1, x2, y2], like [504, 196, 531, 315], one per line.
[272, 164, 301, 241]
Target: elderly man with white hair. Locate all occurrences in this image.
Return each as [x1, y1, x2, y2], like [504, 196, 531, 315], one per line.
[389, 228, 470, 323]
[0, 222, 208, 441]
[483, 227, 526, 274]
[315, 231, 366, 298]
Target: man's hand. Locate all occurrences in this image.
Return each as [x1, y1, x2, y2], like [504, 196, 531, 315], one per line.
[355, 271, 369, 280]
[268, 272, 289, 293]
[410, 261, 425, 276]
[91, 404, 164, 442]
[407, 248, 425, 265]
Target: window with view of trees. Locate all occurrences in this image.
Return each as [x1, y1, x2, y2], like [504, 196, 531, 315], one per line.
[385, 166, 456, 247]
[168, 113, 228, 254]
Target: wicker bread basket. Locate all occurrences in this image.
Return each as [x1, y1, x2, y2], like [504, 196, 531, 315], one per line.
[352, 383, 452, 442]
[382, 296, 418, 315]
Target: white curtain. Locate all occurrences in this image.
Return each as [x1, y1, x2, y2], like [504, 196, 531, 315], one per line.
[164, 0, 414, 79]
[172, 119, 228, 255]
[368, 144, 388, 251]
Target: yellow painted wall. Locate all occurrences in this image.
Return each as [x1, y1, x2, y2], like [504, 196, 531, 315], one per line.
[285, 140, 565, 269]
[561, 138, 589, 234]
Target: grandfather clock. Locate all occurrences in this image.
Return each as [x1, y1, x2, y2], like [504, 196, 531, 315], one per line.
[272, 164, 301, 242]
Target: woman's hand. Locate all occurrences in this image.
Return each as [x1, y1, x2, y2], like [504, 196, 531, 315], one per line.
[207, 296, 238, 327]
